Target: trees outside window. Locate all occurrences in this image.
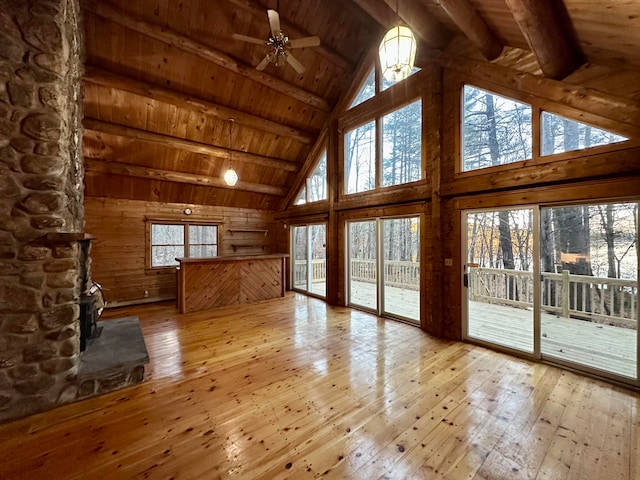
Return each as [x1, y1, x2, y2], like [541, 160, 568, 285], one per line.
[541, 111, 628, 156]
[462, 85, 532, 172]
[382, 100, 422, 186]
[149, 222, 218, 268]
[345, 121, 376, 194]
[293, 150, 327, 205]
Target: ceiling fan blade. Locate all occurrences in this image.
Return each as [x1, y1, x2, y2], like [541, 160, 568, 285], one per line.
[288, 36, 321, 48]
[256, 54, 271, 71]
[267, 9, 281, 36]
[232, 33, 267, 46]
[286, 52, 305, 74]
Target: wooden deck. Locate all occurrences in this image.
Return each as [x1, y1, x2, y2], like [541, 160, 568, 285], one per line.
[1, 293, 640, 479]
[347, 279, 637, 379]
[468, 301, 638, 379]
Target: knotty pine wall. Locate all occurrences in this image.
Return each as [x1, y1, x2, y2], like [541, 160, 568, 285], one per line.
[84, 197, 279, 306]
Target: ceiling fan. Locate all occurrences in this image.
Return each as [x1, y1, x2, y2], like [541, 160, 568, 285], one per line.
[232, 9, 320, 74]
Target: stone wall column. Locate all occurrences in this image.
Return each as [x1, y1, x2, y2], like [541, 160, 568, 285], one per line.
[0, 0, 84, 422]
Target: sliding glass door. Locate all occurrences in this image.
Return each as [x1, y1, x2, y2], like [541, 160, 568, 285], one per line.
[382, 217, 420, 322]
[464, 208, 535, 354]
[348, 220, 377, 310]
[540, 203, 637, 379]
[347, 217, 420, 324]
[464, 201, 639, 383]
[292, 224, 327, 298]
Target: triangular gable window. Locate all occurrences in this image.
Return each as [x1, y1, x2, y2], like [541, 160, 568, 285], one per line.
[292, 150, 327, 206]
[294, 188, 306, 206]
[541, 111, 628, 156]
[349, 68, 375, 109]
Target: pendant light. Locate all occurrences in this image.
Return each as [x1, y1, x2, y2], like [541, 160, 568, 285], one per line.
[378, 0, 417, 83]
[224, 118, 238, 186]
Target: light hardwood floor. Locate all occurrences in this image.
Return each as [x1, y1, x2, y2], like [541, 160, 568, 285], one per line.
[1, 293, 639, 479]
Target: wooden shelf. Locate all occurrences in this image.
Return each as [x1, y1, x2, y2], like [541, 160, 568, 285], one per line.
[231, 244, 267, 251]
[228, 228, 268, 236]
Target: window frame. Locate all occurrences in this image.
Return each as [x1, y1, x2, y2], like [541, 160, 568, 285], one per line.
[343, 96, 423, 196]
[145, 220, 219, 273]
[460, 83, 534, 174]
[455, 77, 633, 177]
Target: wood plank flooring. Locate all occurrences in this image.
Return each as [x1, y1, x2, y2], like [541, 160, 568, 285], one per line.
[0, 293, 639, 479]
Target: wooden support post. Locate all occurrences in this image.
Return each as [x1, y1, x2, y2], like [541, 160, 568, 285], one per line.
[424, 64, 444, 336]
[327, 119, 341, 306]
[562, 269, 570, 318]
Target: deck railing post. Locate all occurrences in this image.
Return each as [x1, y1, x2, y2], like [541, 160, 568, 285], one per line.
[562, 270, 570, 318]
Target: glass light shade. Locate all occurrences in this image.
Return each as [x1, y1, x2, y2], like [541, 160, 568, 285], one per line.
[224, 168, 238, 186]
[379, 25, 417, 83]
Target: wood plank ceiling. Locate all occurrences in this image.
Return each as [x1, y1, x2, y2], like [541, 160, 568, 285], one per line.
[82, 0, 640, 210]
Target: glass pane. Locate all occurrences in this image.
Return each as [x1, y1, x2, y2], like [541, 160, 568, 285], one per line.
[462, 85, 532, 172]
[466, 209, 535, 353]
[541, 111, 628, 156]
[308, 151, 327, 202]
[293, 226, 308, 291]
[189, 245, 217, 258]
[349, 68, 375, 108]
[295, 188, 306, 206]
[382, 100, 422, 187]
[349, 220, 377, 309]
[151, 245, 184, 267]
[383, 217, 420, 322]
[189, 225, 217, 245]
[540, 203, 637, 378]
[310, 224, 327, 298]
[381, 66, 420, 91]
[152, 224, 184, 245]
[345, 121, 376, 194]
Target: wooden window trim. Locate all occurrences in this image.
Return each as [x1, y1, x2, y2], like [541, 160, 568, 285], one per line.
[145, 220, 219, 274]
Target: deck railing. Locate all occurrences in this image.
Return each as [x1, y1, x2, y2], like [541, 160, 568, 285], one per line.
[469, 267, 638, 328]
[294, 259, 420, 290]
[293, 259, 327, 286]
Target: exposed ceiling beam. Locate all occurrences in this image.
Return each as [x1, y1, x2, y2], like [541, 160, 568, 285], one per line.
[226, 0, 354, 72]
[83, 118, 300, 172]
[351, 0, 451, 50]
[84, 66, 315, 145]
[85, 159, 288, 196]
[83, 0, 331, 112]
[429, 0, 503, 60]
[503, 0, 584, 79]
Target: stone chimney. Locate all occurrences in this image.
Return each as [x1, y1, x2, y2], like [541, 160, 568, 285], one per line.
[0, 0, 85, 422]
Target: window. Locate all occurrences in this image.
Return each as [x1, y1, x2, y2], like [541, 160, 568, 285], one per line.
[349, 66, 422, 110]
[382, 100, 422, 186]
[541, 111, 628, 156]
[149, 222, 218, 268]
[345, 121, 376, 194]
[462, 85, 532, 172]
[349, 68, 375, 109]
[292, 150, 327, 206]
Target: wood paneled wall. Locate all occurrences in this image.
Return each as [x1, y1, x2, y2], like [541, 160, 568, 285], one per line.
[84, 197, 278, 306]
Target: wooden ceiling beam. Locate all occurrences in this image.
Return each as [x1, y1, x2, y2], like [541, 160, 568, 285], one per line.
[83, 0, 331, 112]
[226, 0, 354, 72]
[85, 159, 288, 196]
[352, 0, 451, 49]
[84, 66, 315, 145]
[431, 0, 503, 60]
[83, 118, 300, 172]
[503, 0, 584, 79]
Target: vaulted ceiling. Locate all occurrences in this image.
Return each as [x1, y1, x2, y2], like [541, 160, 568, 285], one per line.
[81, 0, 640, 210]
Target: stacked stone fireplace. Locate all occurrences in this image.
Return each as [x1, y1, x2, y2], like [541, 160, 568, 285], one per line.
[0, 0, 147, 424]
